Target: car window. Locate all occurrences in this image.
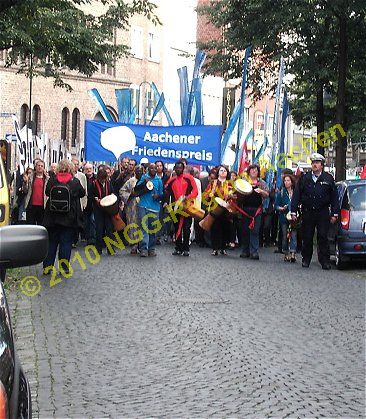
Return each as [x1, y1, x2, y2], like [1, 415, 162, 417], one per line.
[348, 184, 366, 211]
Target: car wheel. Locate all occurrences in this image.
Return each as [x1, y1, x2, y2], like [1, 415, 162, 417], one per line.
[335, 241, 347, 270]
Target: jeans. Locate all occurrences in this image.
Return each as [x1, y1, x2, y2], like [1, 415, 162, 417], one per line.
[241, 208, 262, 256]
[281, 222, 297, 253]
[84, 211, 96, 244]
[138, 207, 158, 252]
[43, 226, 75, 269]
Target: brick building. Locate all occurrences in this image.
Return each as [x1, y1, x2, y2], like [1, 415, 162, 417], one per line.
[0, 6, 165, 154]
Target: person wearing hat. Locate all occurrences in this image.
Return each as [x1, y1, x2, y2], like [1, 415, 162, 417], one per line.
[291, 153, 339, 270]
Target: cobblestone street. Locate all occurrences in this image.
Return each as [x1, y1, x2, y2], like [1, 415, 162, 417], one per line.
[9, 244, 365, 418]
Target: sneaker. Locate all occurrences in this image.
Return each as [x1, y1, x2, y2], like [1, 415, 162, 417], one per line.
[250, 254, 259, 260]
[148, 250, 157, 257]
[172, 250, 181, 256]
[220, 250, 228, 256]
[211, 250, 219, 256]
[140, 251, 148, 257]
[239, 253, 250, 258]
[182, 251, 190, 257]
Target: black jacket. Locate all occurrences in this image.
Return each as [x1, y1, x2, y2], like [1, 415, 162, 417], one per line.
[43, 177, 85, 229]
[291, 171, 340, 215]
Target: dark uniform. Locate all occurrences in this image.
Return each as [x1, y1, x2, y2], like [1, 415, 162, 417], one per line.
[291, 171, 339, 267]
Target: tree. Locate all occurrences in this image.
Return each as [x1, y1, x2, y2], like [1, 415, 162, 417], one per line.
[0, 0, 159, 90]
[198, 0, 366, 180]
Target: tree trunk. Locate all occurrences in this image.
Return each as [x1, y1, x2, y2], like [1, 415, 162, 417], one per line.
[335, 15, 347, 181]
[316, 81, 325, 157]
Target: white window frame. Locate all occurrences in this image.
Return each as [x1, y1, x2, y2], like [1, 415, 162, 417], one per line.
[131, 26, 143, 59]
[147, 32, 159, 62]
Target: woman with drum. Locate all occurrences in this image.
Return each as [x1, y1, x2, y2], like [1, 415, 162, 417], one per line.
[204, 165, 233, 256]
[275, 174, 298, 262]
[237, 164, 269, 260]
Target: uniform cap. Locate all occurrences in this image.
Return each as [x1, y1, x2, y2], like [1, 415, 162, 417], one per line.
[310, 153, 325, 162]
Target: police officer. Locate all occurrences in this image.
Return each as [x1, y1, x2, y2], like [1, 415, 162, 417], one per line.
[291, 153, 339, 270]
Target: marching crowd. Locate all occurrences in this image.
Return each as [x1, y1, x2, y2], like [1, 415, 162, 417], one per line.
[11, 152, 340, 273]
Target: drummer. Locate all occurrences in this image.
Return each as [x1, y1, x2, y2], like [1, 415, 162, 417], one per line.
[136, 163, 163, 257]
[237, 164, 269, 260]
[164, 161, 198, 256]
[89, 167, 114, 255]
[204, 165, 233, 256]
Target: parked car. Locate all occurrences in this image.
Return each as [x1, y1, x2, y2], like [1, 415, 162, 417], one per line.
[329, 179, 366, 269]
[0, 225, 48, 418]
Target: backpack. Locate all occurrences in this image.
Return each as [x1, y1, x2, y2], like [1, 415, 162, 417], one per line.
[49, 182, 71, 213]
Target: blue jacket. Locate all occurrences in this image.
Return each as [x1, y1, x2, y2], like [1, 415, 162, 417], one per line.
[275, 188, 292, 225]
[136, 174, 163, 213]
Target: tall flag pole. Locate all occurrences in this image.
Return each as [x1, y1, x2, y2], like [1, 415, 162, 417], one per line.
[233, 47, 251, 172]
[276, 90, 289, 189]
[266, 57, 285, 189]
[253, 99, 269, 163]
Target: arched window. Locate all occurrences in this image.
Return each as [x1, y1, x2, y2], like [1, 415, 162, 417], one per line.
[20, 104, 29, 128]
[106, 106, 118, 122]
[71, 108, 80, 147]
[32, 105, 41, 135]
[61, 107, 70, 146]
[94, 106, 118, 122]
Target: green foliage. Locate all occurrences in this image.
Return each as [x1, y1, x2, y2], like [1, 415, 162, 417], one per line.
[198, 0, 366, 136]
[0, 0, 159, 89]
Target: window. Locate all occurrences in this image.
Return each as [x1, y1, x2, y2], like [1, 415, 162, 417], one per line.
[148, 32, 159, 62]
[20, 104, 29, 128]
[100, 64, 106, 74]
[61, 107, 70, 145]
[71, 108, 80, 147]
[257, 113, 264, 130]
[32, 105, 41, 135]
[131, 27, 143, 59]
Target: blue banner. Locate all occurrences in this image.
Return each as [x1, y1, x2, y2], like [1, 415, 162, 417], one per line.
[85, 121, 221, 165]
[88, 88, 114, 122]
[115, 89, 132, 123]
[233, 46, 251, 171]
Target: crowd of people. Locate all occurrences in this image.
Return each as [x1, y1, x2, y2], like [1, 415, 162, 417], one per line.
[10, 152, 340, 273]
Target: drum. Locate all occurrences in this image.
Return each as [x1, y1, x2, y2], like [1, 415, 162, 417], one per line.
[133, 180, 154, 197]
[286, 211, 301, 228]
[234, 178, 252, 198]
[100, 194, 126, 231]
[183, 198, 205, 221]
[199, 197, 229, 231]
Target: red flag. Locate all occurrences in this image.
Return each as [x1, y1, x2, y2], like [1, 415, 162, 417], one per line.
[360, 164, 366, 179]
[239, 141, 250, 174]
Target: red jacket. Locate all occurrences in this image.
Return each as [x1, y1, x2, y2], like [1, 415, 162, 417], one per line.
[165, 173, 198, 203]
